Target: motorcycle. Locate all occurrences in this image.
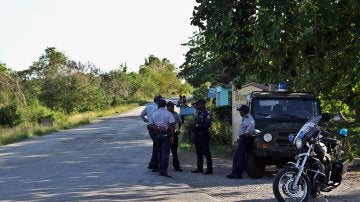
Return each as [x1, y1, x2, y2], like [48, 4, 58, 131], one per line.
[272, 114, 349, 202]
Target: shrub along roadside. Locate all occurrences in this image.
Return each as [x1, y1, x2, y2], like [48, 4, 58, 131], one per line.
[0, 102, 143, 146]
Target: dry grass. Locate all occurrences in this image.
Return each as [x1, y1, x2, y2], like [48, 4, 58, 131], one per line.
[0, 103, 140, 146]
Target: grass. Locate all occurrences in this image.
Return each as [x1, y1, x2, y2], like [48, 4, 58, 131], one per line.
[179, 140, 234, 160]
[0, 102, 142, 146]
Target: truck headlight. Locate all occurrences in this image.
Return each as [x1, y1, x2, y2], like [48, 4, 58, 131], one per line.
[263, 133, 273, 142]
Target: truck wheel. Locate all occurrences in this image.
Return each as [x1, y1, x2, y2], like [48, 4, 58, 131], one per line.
[246, 151, 265, 178]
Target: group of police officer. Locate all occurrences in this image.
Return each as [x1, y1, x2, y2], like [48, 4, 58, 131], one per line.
[141, 95, 254, 179]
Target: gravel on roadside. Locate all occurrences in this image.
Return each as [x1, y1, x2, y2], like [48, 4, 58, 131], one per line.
[167, 149, 360, 201]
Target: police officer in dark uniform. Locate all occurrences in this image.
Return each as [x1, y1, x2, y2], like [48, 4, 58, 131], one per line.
[190, 99, 213, 174]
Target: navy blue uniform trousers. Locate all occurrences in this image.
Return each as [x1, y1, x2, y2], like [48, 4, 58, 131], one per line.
[155, 133, 171, 175]
[170, 134, 180, 169]
[231, 137, 251, 177]
[148, 130, 159, 169]
[194, 132, 212, 172]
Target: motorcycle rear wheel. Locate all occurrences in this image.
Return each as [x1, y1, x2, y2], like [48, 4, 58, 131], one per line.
[273, 167, 311, 202]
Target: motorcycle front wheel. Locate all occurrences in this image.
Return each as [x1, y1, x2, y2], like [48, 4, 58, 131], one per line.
[273, 167, 311, 202]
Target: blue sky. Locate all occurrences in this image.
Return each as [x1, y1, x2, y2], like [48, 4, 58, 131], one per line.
[0, 0, 198, 72]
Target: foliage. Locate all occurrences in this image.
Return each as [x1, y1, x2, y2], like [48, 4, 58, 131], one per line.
[138, 55, 183, 96]
[192, 82, 211, 100]
[0, 62, 8, 72]
[180, 115, 195, 144]
[325, 120, 360, 160]
[211, 105, 232, 124]
[15, 48, 189, 115]
[181, 0, 360, 119]
[180, 0, 256, 87]
[210, 119, 232, 145]
[0, 63, 27, 106]
[319, 94, 351, 116]
[0, 101, 22, 127]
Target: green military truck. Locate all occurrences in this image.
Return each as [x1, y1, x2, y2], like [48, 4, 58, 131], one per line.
[246, 91, 321, 178]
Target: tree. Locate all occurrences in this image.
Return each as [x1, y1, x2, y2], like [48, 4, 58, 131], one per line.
[250, 0, 360, 118]
[0, 62, 27, 106]
[19, 47, 107, 113]
[181, 0, 360, 119]
[139, 55, 183, 96]
[101, 64, 139, 101]
[180, 0, 256, 87]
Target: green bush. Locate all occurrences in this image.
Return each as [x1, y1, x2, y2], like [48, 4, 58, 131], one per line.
[211, 105, 232, 124]
[0, 101, 22, 127]
[180, 115, 195, 144]
[21, 104, 53, 123]
[210, 119, 232, 145]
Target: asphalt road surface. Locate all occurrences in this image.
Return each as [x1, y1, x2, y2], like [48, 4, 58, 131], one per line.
[0, 103, 359, 201]
[0, 105, 216, 201]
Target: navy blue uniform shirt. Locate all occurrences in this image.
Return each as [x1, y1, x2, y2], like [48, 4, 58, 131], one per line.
[194, 110, 211, 131]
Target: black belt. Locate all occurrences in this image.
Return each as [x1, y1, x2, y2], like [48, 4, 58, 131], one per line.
[240, 135, 251, 140]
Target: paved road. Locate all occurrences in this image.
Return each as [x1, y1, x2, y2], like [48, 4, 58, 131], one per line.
[0, 106, 216, 201]
[1, 104, 359, 201]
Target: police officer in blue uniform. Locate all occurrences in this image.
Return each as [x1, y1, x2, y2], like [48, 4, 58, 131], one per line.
[190, 99, 213, 174]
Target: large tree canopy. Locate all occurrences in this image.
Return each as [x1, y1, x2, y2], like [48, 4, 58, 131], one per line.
[180, 0, 360, 117]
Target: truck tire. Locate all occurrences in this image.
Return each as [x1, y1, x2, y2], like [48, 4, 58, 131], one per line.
[246, 151, 265, 178]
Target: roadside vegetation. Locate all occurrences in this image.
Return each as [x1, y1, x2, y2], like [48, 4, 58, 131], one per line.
[0, 49, 192, 145]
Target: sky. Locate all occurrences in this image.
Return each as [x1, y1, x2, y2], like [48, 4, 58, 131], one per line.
[0, 0, 198, 73]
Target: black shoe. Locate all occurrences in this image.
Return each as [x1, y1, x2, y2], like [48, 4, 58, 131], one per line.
[174, 168, 183, 172]
[159, 173, 172, 178]
[226, 174, 242, 179]
[191, 169, 203, 173]
[148, 164, 153, 170]
[152, 168, 159, 172]
[204, 170, 213, 175]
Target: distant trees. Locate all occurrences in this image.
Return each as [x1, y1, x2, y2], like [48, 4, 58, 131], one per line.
[0, 47, 191, 127]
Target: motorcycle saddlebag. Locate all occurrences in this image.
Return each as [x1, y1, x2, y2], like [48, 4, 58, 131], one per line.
[330, 159, 349, 183]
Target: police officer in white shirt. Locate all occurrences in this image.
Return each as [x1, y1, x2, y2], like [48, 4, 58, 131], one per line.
[166, 101, 183, 171]
[227, 105, 255, 179]
[148, 98, 175, 177]
[140, 95, 163, 171]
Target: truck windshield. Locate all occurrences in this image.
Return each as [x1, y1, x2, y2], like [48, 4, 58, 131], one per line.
[252, 99, 320, 119]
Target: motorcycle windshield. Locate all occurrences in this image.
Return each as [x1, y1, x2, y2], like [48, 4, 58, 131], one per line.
[294, 115, 322, 141]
